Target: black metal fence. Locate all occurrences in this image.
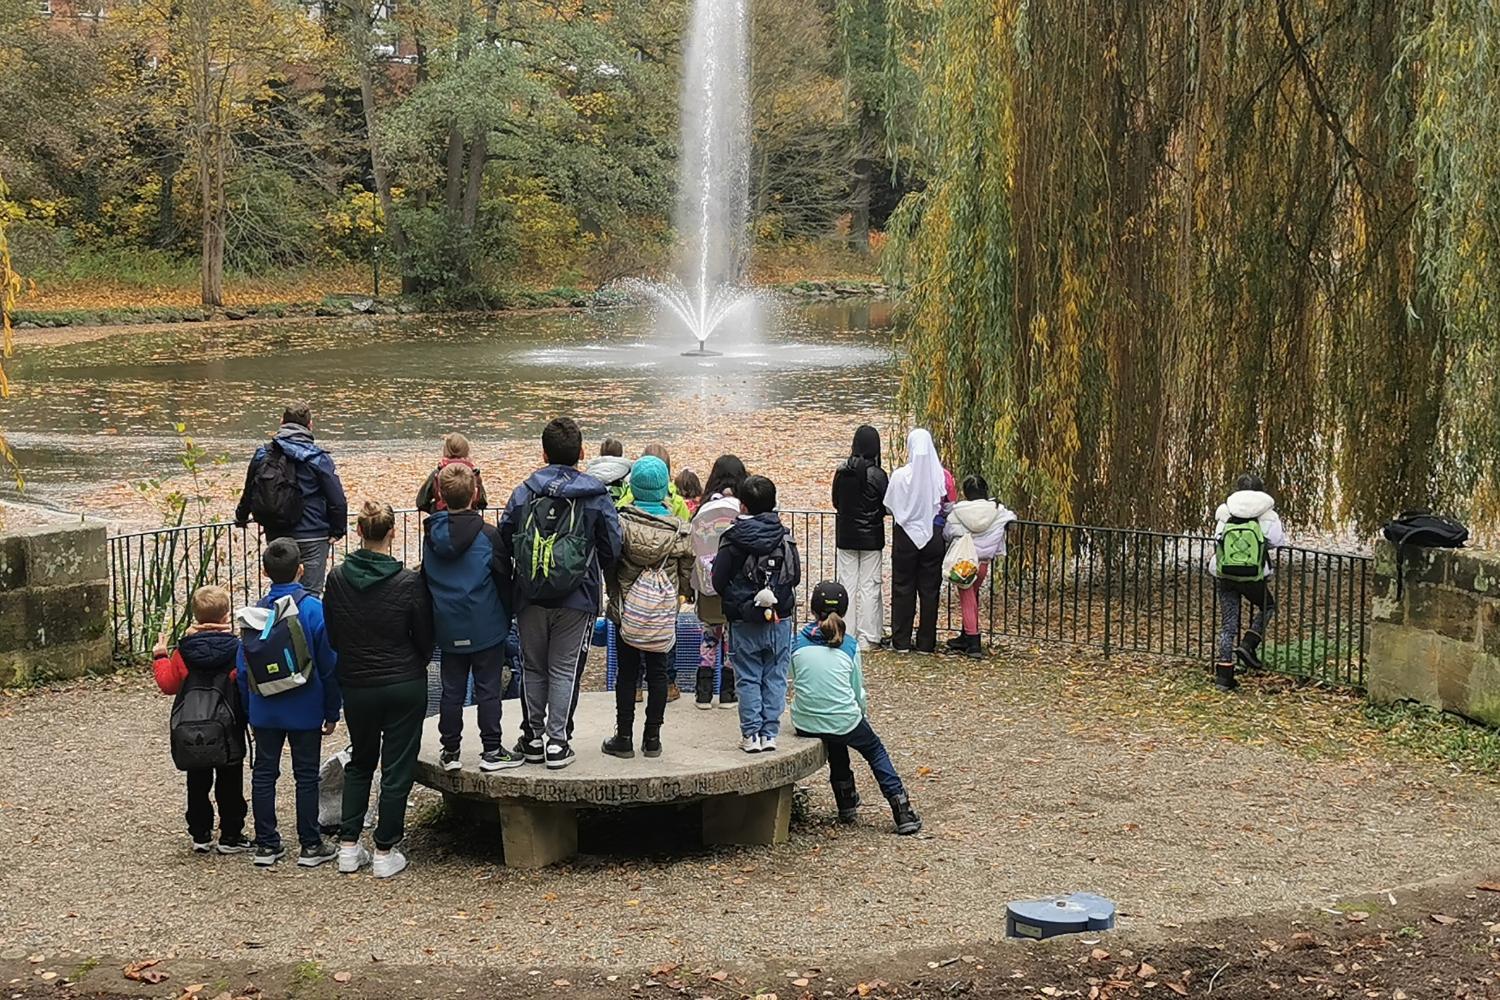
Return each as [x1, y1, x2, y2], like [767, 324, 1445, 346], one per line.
[109, 509, 1371, 687]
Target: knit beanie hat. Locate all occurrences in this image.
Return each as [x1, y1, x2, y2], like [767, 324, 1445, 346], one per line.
[631, 456, 670, 507]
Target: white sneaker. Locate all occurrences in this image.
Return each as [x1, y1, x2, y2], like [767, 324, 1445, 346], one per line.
[760, 734, 778, 752]
[338, 843, 371, 874]
[191, 839, 213, 854]
[372, 848, 408, 879]
[739, 734, 761, 754]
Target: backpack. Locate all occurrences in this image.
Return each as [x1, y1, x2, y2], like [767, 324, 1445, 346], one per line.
[943, 532, 980, 589]
[619, 559, 679, 652]
[690, 502, 739, 597]
[1382, 510, 1469, 550]
[739, 535, 799, 622]
[1216, 518, 1268, 582]
[513, 484, 597, 602]
[169, 669, 244, 771]
[431, 457, 479, 512]
[249, 441, 304, 532]
[236, 591, 315, 697]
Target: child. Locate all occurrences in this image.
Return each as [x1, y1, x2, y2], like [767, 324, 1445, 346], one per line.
[885, 429, 958, 653]
[690, 455, 748, 710]
[1211, 473, 1287, 691]
[415, 432, 489, 514]
[791, 581, 922, 835]
[586, 437, 633, 505]
[942, 474, 1016, 658]
[712, 474, 800, 753]
[422, 464, 524, 772]
[498, 417, 622, 769]
[153, 585, 250, 854]
[602, 456, 695, 759]
[236, 538, 342, 867]
[675, 468, 704, 515]
[831, 425, 888, 650]
[616, 443, 693, 521]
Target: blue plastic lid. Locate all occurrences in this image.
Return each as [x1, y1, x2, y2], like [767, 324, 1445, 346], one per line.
[1006, 892, 1117, 939]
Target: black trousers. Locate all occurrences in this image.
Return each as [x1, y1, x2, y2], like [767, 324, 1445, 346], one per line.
[890, 524, 944, 652]
[438, 645, 503, 753]
[615, 639, 670, 733]
[185, 761, 247, 841]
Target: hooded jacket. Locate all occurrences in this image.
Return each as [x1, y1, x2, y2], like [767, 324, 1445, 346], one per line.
[422, 510, 510, 654]
[497, 465, 623, 614]
[325, 549, 435, 687]
[606, 506, 696, 623]
[415, 457, 489, 514]
[690, 492, 742, 626]
[832, 427, 889, 551]
[943, 499, 1018, 562]
[585, 454, 634, 504]
[1210, 490, 1287, 578]
[712, 512, 801, 623]
[234, 424, 349, 540]
[153, 630, 243, 722]
[790, 622, 866, 736]
[236, 583, 341, 732]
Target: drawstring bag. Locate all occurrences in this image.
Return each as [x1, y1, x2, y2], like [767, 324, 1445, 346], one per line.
[943, 533, 981, 589]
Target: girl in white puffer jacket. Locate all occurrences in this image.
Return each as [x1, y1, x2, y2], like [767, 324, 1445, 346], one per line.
[942, 475, 1017, 658]
[1210, 473, 1287, 691]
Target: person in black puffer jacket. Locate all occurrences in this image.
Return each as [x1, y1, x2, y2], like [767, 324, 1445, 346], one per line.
[323, 500, 435, 879]
[832, 425, 888, 649]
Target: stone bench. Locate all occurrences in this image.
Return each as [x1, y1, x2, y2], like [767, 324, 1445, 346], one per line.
[413, 692, 827, 868]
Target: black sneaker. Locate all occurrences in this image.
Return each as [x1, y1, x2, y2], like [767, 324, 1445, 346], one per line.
[253, 844, 285, 867]
[718, 670, 738, 709]
[545, 742, 576, 770]
[694, 670, 715, 710]
[297, 840, 339, 868]
[479, 747, 526, 772]
[601, 733, 635, 759]
[514, 737, 545, 764]
[216, 833, 253, 855]
[439, 749, 461, 772]
[943, 634, 967, 654]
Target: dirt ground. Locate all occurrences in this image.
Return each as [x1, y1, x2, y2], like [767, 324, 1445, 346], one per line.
[2, 647, 1499, 998]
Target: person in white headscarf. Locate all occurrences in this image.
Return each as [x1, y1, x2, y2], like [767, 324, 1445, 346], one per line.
[883, 429, 955, 652]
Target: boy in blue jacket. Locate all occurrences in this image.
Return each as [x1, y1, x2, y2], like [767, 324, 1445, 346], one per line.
[422, 463, 525, 773]
[237, 538, 341, 867]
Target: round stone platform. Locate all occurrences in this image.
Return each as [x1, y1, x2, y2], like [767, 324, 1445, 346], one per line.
[414, 692, 827, 868]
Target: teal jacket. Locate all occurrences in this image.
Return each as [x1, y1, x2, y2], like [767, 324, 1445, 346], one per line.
[790, 622, 866, 736]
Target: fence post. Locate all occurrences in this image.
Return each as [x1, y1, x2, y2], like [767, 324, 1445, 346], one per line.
[1102, 532, 1113, 659]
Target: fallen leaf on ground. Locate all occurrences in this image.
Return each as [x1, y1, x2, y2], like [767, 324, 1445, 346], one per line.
[1476, 883, 1500, 893]
[708, 971, 728, 982]
[552, 979, 571, 987]
[1137, 962, 1157, 979]
[1345, 911, 1368, 923]
[1430, 913, 1458, 925]
[124, 960, 166, 984]
[1091, 948, 1110, 961]
[184, 984, 207, 995]
[333, 971, 352, 984]
[1166, 983, 1189, 996]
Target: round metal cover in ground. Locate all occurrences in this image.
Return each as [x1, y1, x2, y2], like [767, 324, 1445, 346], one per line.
[414, 692, 827, 807]
[1006, 893, 1117, 940]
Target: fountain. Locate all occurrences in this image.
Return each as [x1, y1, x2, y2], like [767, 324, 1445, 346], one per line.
[651, 0, 753, 357]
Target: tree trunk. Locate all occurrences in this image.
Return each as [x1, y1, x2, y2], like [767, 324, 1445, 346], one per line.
[348, 0, 413, 292]
[459, 0, 501, 230]
[443, 127, 466, 218]
[153, 153, 180, 249]
[197, 35, 224, 308]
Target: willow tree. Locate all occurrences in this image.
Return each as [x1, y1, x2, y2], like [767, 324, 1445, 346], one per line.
[885, 0, 1500, 532]
[0, 173, 20, 487]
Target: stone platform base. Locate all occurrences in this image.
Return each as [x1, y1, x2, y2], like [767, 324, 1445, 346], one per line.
[415, 692, 826, 868]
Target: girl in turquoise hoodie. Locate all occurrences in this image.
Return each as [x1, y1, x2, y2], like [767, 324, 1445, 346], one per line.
[791, 581, 922, 836]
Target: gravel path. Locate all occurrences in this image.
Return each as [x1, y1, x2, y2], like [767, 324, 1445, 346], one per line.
[2, 647, 1498, 976]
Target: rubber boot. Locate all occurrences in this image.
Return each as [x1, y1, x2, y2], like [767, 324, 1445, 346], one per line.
[1235, 630, 1265, 671]
[887, 792, 923, 836]
[831, 779, 861, 823]
[1212, 661, 1238, 691]
[695, 669, 715, 710]
[944, 634, 967, 654]
[641, 724, 662, 759]
[601, 730, 635, 759]
[718, 666, 738, 709]
[964, 633, 983, 660]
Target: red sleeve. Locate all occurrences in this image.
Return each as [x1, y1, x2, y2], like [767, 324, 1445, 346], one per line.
[153, 651, 188, 695]
[944, 469, 958, 503]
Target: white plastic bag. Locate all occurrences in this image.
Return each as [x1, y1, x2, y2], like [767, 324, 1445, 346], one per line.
[318, 746, 377, 831]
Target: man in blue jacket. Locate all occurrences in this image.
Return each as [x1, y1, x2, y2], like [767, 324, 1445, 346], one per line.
[237, 538, 341, 867]
[234, 402, 348, 595]
[422, 463, 525, 773]
[498, 417, 621, 770]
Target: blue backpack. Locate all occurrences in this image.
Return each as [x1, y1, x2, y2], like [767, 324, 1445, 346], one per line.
[236, 589, 314, 697]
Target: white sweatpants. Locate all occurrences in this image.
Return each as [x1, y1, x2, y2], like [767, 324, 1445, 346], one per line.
[836, 548, 885, 647]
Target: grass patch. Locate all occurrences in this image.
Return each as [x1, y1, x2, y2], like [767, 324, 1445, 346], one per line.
[69, 957, 99, 981]
[1362, 701, 1500, 777]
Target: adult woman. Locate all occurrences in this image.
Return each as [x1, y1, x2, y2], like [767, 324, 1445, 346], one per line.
[322, 500, 435, 878]
[831, 425, 888, 649]
[884, 429, 956, 653]
[690, 454, 749, 708]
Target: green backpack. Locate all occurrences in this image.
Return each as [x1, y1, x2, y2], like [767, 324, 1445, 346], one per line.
[513, 489, 596, 602]
[1216, 518, 1267, 581]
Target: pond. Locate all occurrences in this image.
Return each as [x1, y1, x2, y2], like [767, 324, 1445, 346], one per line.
[0, 299, 898, 521]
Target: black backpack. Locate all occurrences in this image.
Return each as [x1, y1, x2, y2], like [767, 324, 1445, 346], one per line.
[1382, 510, 1469, 549]
[249, 441, 304, 532]
[737, 536, 800, 622]
[169, 669, 245, 771]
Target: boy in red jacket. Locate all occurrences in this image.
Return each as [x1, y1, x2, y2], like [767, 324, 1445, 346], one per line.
[153, 585, 250, 854]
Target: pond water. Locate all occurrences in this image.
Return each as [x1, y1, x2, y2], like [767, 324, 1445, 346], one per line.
[0, 299, 897, 517]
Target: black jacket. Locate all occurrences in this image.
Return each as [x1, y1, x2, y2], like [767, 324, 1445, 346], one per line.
[324, 550, 435, 688]
[832, 457, 888, 551]
[712, 513, 801, 623]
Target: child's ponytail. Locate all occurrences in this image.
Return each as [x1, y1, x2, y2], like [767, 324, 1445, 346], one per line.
[817, 611, 846, 647]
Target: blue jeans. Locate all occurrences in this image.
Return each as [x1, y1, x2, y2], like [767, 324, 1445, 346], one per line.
[251, 727, 323, 850]
[798, 719, 905, 799]
[728, 619, 791, 739]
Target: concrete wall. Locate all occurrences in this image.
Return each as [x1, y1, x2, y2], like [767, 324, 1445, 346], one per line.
[0, 520, 113, 687]
[1368, 540, 1500, 727]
